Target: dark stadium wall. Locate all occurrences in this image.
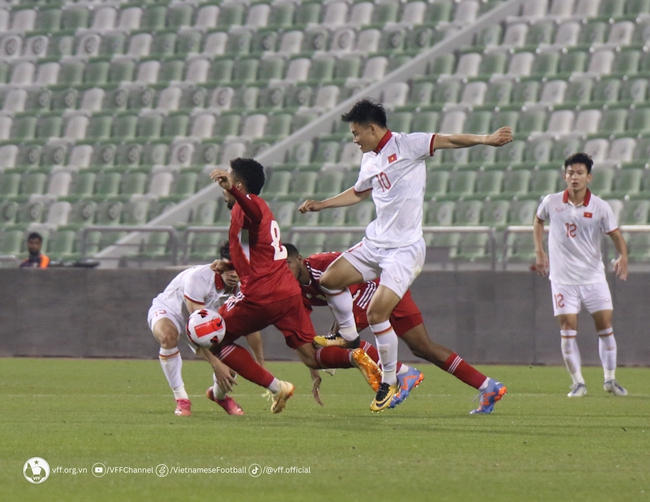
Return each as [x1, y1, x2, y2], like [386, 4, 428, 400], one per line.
[0, 269, 647, 366]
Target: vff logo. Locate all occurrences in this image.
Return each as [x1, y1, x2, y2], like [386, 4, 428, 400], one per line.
[23, 457, 51, 484]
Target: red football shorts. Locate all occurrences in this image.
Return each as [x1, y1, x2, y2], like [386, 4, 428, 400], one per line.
[354, 289, 423, 337]
[217, 294, 315, 349]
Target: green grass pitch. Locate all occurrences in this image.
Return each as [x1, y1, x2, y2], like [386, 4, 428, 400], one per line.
[2, 358, 649, 502]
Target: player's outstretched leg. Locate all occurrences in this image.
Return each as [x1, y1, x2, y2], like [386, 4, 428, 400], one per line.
[470, 379, 507, 414]
[390, 366, 424, 408]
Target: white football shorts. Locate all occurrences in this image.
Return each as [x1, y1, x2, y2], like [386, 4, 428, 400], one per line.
[147, 300, 184, 334]
[339, 236, 426, 299]
[550, 281, 613, 316]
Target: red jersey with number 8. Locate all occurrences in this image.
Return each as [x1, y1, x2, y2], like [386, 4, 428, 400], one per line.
[228, 192, 300, 303]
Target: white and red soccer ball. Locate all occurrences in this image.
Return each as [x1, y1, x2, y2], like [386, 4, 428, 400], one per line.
[186, 309, 226, 349]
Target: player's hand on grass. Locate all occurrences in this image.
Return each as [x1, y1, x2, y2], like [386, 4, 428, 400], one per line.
[535, 251, 549, 277]
[614, 255, 628, 281]
[299, 199, 324, 213]
[486, 127, 513, 147]
[310, 369, 324, 407]
[211, 169, 232, 190]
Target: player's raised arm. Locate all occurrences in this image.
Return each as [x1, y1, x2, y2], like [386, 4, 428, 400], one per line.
[299, 187, 371, 213]
[608, 229, 628, 281]
[533, 216, 549, 277]
[433, 127, 513, 150]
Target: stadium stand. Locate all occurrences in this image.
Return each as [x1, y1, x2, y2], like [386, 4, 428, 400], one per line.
[0, 0, 647, 270]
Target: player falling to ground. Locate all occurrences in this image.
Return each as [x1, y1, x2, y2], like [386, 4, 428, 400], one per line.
[148, 244, 263, 416]
[534, 152, 628, 398]
[209, 158, 381, 413]
[286, 244, 506, 414]
[299, 98, 512, 412]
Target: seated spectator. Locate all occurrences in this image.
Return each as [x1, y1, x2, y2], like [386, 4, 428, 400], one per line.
[20, 232, 49, 268]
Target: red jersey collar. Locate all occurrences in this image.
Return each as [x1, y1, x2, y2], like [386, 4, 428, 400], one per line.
[562, 189, 591, 207]
[214, 273, 225, 291]
[373, 130, 392, 154]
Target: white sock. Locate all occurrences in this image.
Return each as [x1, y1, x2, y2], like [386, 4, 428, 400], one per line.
[598, 328, 617, 382]
[479, 378, 490, 391]
[560, 330, 584, 385]
[321, 286, 358, 341]
[397, 364, 410, 375]
[212, 373, 227, 400]
[268, 378, 280, 394]
[371, 321, 398, 385]
[159, 347, 188, 400]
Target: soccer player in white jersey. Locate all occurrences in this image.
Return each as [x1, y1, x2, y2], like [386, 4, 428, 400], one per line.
[299, 98, 512, 411]
[534, 153, 628, 398]
[148, 243, 264, 416]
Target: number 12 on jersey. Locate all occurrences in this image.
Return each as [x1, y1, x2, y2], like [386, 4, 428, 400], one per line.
[270, 220, 287, 260]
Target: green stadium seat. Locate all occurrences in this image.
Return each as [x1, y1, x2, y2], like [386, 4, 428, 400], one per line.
[22, 173, 47, 194]
[428, 54, 456, 77]
[268, 3, 296, 29]
[411, 111, 439, 133]
[62, 7, 89, 30]
[627, 108, 650, 133]
[626, 233, 650, 262]
[511, 80, 539, 105]
[446, 171, 476, 199]
[464, 111, 492, 134]
[558, 51, 587, 74]
[151, 32, 177, 58]
[477, 24, 503, 47]
[36, 114, 62, 140]
[517, 110, 546, 134]
[468, 145, 496, 167]
[187, 231, 223, 261]
[425, 201, 454, 226]
[525, 138, 552, 164]
[611, 169, 643, 197]
[346, 202, 375, 226]
[620, 79, 647, 104]
[599, 0, 626, 16]
[35, 8, 61, 31]
[48, 34, 74, 58]
[508, 200, 538, 225]
[454, 200, 482, 226]
[293, 232, 326, 256]
[112, 114, 137, 140]
[0, 172, 21, 197]
[502, 170, 531, 197]
[121, 172, 147, 196]
[589, 168, 614, 197]
[627, 0, 650, 15]
[504, 232, 536, 264]
[0, 229, 24, 255]
[620, 200, 649, 224]
[47, 229, 78, 260]
[530, 169, 560, 195]
[109, 59, 135, 84]
[565, 79, 593, 105]
[478, 52, 508, 77]
[474, 170, 503, 198]
[425, 171, 450, 198]
[0, 200, 18, 225]
[262, 171, 292, 199]
[484, 80, 512, 106]
[551, 137, 581, 162]
[526, 22, 554, 46]
[140, 6, 167, 31]
[531, 52, 559, 77]
[432, 80, 461, 105]
[612, 50, 640, 76]
[579, 22, 607, 47]
[70, 172, 96, 198]
[10, 115, 37, 141]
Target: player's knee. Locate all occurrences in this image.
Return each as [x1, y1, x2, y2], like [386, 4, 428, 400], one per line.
[157, 328, 180, 349]
[366, 309, 390, 326]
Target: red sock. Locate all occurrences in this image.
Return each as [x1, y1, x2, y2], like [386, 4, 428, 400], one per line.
[442, 353, 487, 390]
[219, 344, 274, 389]
[360, 340, 402, 372]
[314, 347, 354, 368]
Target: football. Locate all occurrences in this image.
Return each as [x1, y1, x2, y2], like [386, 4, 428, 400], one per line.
[186, 309, 226, 349]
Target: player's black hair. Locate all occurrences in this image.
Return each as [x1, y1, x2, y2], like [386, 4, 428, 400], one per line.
[230, 158, 266, 195]
[284, 243, 300, 258]
[219, 240, 230, 260]
[564, 153, 593, 174]
[27, 232, 43, 242]
[341, 98, 387, 128]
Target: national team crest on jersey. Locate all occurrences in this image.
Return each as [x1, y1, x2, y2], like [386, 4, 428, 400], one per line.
[584, 212, 593, 218]
[387, 153, 397, 163]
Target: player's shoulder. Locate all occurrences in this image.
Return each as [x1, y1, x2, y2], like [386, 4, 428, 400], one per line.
[186, 264, 214, 282]
[306, 252, 340, 271]
[542, 191, 565, 203]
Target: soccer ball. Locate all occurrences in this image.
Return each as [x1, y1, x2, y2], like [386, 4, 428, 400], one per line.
[186, 309, 226, 349]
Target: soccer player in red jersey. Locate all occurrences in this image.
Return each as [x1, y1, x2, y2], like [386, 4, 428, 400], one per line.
[285, 244, 507, 414]
[208, 158, 381, 412]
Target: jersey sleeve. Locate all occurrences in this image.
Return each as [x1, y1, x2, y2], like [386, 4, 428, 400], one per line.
[536, 195, 550, 221]
[183, 268, 208, 305]
[353, 169, 374, 193]
[228, 186, 263, 223]
[602, 201, 619, 234]
[403, 132, 436, 161]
